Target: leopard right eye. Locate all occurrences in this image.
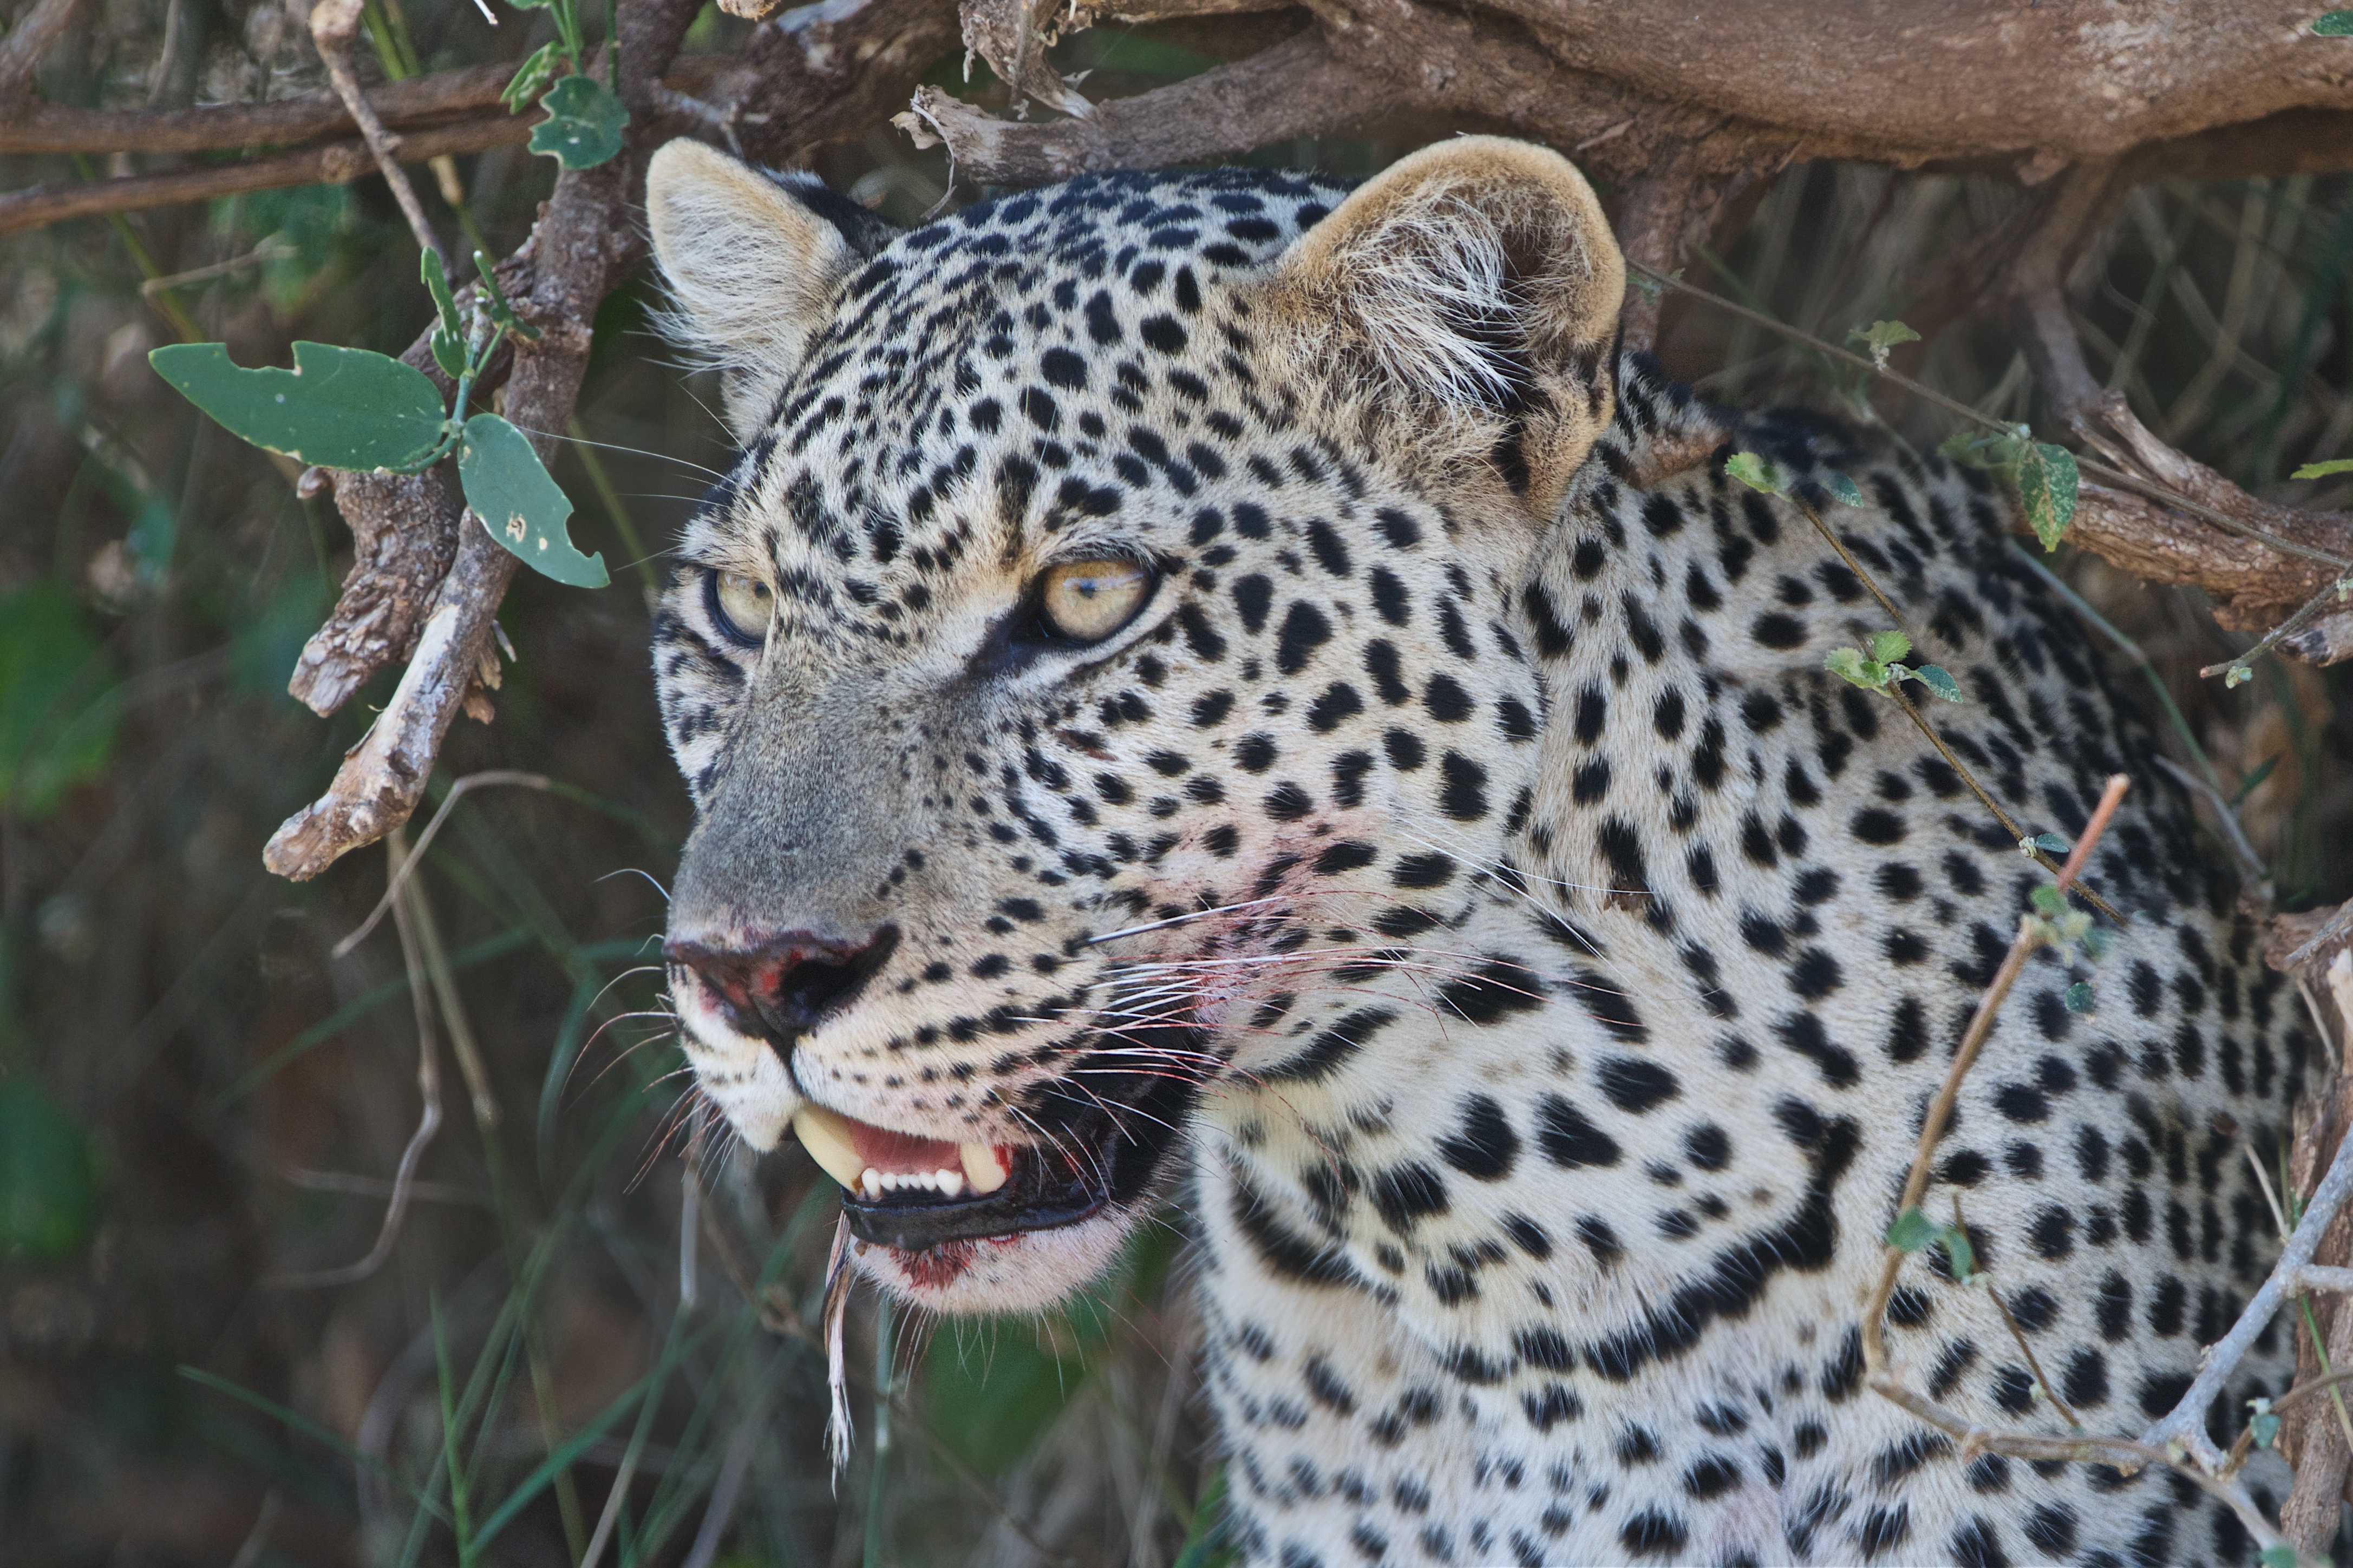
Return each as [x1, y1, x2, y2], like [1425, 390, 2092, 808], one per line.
[707, 569, 773, 647]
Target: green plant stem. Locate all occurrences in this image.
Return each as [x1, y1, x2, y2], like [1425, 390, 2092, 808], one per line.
[1629, 258, 2353, 573]
[1791, 497, 1918, 641]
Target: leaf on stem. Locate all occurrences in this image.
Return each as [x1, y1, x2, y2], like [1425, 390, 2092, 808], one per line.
[422, 251, 467, 377]
[457, 414, 610, 588]
[1724, 451, 1787, 497]
[2017, 441, 2080, 550]
[1825, 647, 1886, 690]
[530, 76, 628, 170]
[2314, 10, 2353, 35]
[1824, 471, 1865, 508]
[1908, 663, 1963, 703]
[2291, 456, 2353, 479]
[502, 41, 565, 112]
[1866, 629, 1912, 665]
[1846, 318, 1920, 371]
[149, 342, 447, 471]
[2063, 980, 2096, 1014]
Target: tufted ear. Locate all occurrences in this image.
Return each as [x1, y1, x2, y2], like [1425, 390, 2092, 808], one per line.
[645, 139, 867, 446]
[1270, 136, 1624, 516]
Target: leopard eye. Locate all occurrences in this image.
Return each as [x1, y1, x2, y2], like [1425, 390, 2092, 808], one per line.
[1038, 559, 1152, 644]
[707, 569, 773, 647]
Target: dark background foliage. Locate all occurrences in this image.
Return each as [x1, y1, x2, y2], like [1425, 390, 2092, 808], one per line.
[1, 1, 2349, 1561]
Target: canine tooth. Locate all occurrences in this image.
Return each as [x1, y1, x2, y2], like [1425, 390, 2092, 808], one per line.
[961, 1141, 1010, 1195]
[792, 1106, 866, 1192]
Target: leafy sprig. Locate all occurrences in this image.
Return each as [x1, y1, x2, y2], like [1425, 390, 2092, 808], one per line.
[1941, 424, 2081, 551]
[149, 249, 607, 589]
[1823, 628, 1963, 705]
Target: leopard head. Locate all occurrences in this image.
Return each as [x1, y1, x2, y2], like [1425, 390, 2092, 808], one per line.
[646, 136, 1624, 1312]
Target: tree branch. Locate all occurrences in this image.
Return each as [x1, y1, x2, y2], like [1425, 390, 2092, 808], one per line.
[265, 0, 704, 882]
[0, 114, 531, 236]
[719, 0, 961, 168]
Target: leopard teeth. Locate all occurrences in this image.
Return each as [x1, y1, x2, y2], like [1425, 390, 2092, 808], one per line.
[962, 1141, 1010, 1195]
[791, 1106, 864, 1191]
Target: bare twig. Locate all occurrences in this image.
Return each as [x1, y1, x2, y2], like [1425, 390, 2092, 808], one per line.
[265, 831, 444, 1288]
[0, 115, 530, 237]
[309, 0, 443, 261]
[2152, 755, 2269, 890]
[332, 770, 553, 957]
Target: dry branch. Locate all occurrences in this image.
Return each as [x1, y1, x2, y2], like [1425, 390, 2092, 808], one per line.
[720, 0, 961, 168]
[0, 0, 86, 110]
[264, 0, 702, 882]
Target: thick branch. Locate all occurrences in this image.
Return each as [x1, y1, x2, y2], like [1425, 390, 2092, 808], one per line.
[1613, 169, 1741, 353]
[719, 0, 962, 168]
[904, 27, 1365, 183]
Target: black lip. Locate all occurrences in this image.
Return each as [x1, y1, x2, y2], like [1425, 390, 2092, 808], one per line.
[840, 1029, 1203, 1251]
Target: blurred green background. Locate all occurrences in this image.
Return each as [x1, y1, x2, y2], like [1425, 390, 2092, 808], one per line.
[1, 2, 2350, 1563]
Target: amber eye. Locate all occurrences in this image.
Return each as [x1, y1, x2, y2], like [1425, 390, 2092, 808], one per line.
[1038, 558, 1153, 644]
[707, 569, 773, 646]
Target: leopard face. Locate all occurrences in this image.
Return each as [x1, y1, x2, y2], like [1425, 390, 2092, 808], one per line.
[648, 139, 1622, 1311]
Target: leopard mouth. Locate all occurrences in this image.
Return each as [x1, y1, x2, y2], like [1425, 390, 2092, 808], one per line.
[793, 1039, 1202, 1253]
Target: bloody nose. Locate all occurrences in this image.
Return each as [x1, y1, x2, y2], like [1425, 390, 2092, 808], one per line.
[666, 925, 900, 1044]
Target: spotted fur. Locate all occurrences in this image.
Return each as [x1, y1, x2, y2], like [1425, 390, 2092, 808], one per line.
[645, 136, 2312, 1565]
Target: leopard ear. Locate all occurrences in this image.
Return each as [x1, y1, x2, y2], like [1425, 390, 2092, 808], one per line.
[646, 139, 864, 445]
[1271, 136, 1624, 515]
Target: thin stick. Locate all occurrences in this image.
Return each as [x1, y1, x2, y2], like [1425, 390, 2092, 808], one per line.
[266, 830, 444, 1288]
[332, 770, 551, 958]
[310, 0, 442, 263]
[2198, 569, 2353, 680]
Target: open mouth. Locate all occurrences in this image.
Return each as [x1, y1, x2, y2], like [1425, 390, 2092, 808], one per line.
[790, 1048, 1201, 1252]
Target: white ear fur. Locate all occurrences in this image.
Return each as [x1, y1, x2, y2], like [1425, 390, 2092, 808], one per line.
[1271, 137, 1625, 511]
[645, 139, 861, 446]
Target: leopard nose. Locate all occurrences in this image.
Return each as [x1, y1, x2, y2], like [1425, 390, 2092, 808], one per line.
[666, 924, 901, 1045]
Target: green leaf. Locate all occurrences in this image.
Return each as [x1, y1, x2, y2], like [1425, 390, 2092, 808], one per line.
[2260, 1545, 2299, 1568]
[1937, 1222, 1976, 1282]
[2029, 884, 2067, 917]
[2291, 456, 2353, 479]
[0, 581, 122, 818]
[1866, 629, 1912, 665]
[1724, 451, 1786, 497]
[2017, 441, 2080, 550]
[1941, 429, 2023, 470]
[2224, 661, 2256, 689]
[1847, 318, 1921, 370]
[457, 414, 609, 588]
[149, 342, 446, 471]
[422, 252, 468, 377]
[2029, 831, 2071, 855]
[502, 41, 564, 111]
[1910, 663, 1963, 703]
[0, 1075, 103, 1261]
[2063, 980, 2096, 1014]
[1885, 1207, 1938, 1252]
[1825, 647, 1885, 690]
[1824, 471, 1865, 508]
[529, 75, 628, 170]
[2315, 10, 2353, 35]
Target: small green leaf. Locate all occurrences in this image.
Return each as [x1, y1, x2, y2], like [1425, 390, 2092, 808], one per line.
[1910, 663, 1963, 703]
[473, 250, 540, 340]
[1825, 647, 1885, 690]
[1938, 1223, 1976, 1283]
[1724, 451, 1786, 497]
[2017, 441, 2080, 550]
[1824, 471, 1865, 508]
[2249, 1397, 2282, 1449]
[2029, 884, 2068, 917]
[1885, 1207, 1938, 1252]
[2260, 1545, 2298, 1568]
[2030, 831, 2071, 855]
[1847, 318, 1921, 370]
[2063, 980, 2096, 1014]
[149, 342, 447, 471]
[2315, 10, 2353, 35]
[502, 41, 565, 111]
[457, 414, 609, 588]
[1941, 429, 2023, 470]
[2224, 662, 2256, 689]
[529, 75, 628, 170]
[2292, 456, 2353, 479]
[1866, 629, 1912, 665]
[422, 250, 462, 338]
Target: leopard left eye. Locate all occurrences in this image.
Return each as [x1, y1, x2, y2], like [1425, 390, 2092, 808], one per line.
[1037, 558, 1153, 644]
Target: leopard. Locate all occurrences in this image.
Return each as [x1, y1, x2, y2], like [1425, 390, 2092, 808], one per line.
[640, 133, 2317, 1565]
